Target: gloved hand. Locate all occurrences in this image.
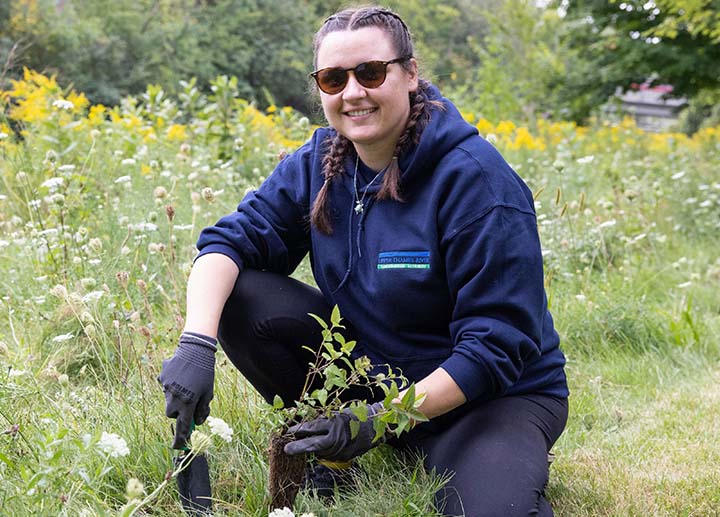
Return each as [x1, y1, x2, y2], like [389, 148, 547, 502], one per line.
[283, 402, 385, 462]
[158, 332, 217, 449]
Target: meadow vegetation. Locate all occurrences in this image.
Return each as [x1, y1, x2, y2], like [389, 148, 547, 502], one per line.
[0, 71, 718, 516]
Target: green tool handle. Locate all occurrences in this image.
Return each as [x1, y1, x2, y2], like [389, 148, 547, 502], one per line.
[181, 420, 196, 453]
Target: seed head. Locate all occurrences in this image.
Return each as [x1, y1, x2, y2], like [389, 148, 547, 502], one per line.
[116, 271, 130, 288]
[201, 187, 215, 202]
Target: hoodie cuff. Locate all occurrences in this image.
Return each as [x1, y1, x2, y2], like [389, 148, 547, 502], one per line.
[195, 244, 244, 272]
[439, 354, 493, 402]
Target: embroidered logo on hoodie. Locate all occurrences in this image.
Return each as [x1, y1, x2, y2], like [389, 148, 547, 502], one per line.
[377, 251, 430, 269]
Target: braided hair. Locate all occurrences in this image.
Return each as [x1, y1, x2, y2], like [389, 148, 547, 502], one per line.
[310, 7, 439, 234]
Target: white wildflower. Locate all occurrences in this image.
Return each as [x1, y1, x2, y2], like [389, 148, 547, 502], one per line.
[677, 281, 692, 289]
[41, 177, 64, 190]
[52, 99, 74, 110]
[576, 155, 595, 164]
[115, 175, 132, 184]
[9, 368, 28, 377]
[300, 513, 317, 517]
[0, 131, 8, 139]
[670, 171, 685, 180]
[121, 158, 136, 166]
[52, 333, 74, 343]
[97, 432, 130, 458]
[575, 294, 587, 301]
[82, 291, 104, 303]
[269, 508, 295, 517]
[598, 219, 616, 229]
[206, 416, 233, 443]
[57, 164, 76, 173]
[0, 194, 6, 201]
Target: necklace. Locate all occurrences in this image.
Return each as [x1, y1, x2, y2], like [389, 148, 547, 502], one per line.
[353, 155, 389, 215]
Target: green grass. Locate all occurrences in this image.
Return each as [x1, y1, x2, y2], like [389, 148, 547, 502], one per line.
[1, 77, 719, 515]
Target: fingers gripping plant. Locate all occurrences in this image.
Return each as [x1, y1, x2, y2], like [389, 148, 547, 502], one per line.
[266, 306, 427, 511]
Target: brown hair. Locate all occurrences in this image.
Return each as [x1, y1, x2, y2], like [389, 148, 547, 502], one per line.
[310, 6, 439, 234]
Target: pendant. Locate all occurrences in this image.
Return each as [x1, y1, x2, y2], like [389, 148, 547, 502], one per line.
[354, 201, 364, 214]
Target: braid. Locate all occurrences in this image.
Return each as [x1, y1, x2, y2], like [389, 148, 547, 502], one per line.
[377, 80, 434, 201]
[311, 133, 352, 234]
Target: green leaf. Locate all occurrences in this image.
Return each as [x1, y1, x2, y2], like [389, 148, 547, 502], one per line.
[350, 405, 369, 422]
[330, 305, 341, 327]
[333, 332, 346, 346]
[272, 395, 284, 410]
[401, 384, 416, 408]
[0, 451, 15, 468]
[311, 388, 328, 407]
[372, 418, 386, 442]
[342, 339, 356, 355]
[308, 312, 328, 330]
[349, 419, 360, 439]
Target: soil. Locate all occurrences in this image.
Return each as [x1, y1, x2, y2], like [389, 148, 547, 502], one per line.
[268, 431, 306, 511]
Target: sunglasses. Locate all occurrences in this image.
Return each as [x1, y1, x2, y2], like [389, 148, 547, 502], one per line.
[310, 56, 412, 95]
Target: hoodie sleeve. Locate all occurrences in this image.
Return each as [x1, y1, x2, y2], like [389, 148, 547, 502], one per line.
[438, 204, 546, 402]
[195, 140, 316, 275]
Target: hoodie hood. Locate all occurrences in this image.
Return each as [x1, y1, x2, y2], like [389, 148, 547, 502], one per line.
[398, 84, 478, 186]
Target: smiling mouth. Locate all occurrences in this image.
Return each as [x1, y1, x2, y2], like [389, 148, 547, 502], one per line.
[345, 108, 377, 117]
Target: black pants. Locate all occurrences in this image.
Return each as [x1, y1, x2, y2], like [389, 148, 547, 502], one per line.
[218, 270, 568, 517]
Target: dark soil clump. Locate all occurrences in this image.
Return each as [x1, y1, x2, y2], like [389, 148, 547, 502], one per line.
[268, 432, 306, 510]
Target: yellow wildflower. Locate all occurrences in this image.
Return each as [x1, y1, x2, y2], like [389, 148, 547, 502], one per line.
[88, 105, 107, 126]
[476, 118, 495, 136]
[166, 123, 188, 141]
[495, 120, 516, 136]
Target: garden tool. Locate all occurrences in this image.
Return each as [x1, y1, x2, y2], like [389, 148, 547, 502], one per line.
[174, 420, 212, 515]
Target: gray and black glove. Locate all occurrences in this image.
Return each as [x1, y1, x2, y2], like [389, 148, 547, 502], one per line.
[283, 402, 385, 462]
[158, 332, 216, 449]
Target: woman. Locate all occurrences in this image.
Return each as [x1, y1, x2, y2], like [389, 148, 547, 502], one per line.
[159, 6, 569, 516]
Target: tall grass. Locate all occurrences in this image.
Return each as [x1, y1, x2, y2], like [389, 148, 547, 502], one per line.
[0, 71, 718, 515]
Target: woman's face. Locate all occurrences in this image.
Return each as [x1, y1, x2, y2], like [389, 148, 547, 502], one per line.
[315, 26, 418, 166]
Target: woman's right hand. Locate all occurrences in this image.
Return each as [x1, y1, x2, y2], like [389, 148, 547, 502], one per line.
[158, 332, 217, 449]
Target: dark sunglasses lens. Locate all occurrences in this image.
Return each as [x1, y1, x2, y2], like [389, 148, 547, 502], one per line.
[355, 62, 386, 88]
[317, 69, 348, 94]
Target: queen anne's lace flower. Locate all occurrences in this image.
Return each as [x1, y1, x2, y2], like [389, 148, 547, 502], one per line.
[268, 508, 295, 517]
[206, 416, 233, 443]
[97, 432, 130, 458]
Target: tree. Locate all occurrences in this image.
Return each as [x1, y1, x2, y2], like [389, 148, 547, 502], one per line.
[552, 0, 720, 124]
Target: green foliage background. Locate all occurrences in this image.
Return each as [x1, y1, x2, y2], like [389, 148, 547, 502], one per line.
[3, 0, 717, 129]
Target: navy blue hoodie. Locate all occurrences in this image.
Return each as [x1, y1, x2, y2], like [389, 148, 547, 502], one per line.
[197, 87, 568, 402]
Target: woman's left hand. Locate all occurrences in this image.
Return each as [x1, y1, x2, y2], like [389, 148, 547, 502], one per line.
[283, 402, 385, 461]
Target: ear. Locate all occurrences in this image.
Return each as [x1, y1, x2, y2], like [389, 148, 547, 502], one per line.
[406, 58, 419, 93]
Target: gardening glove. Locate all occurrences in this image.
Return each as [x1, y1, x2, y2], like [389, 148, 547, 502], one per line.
[283, 402, 385, 462]
[158, 332, 216, 449]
